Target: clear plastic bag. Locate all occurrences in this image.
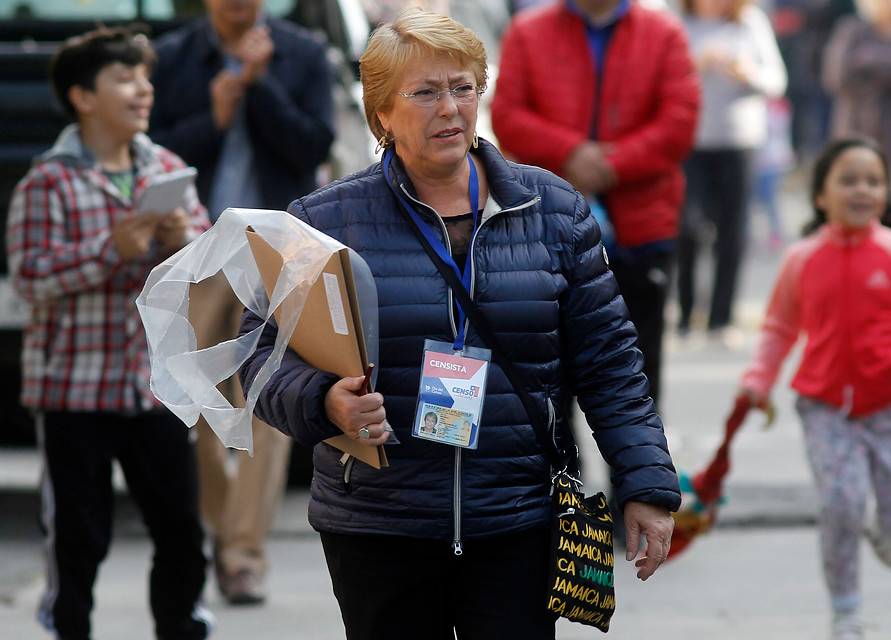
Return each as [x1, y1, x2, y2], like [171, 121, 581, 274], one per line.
[136, 207, 351, 454]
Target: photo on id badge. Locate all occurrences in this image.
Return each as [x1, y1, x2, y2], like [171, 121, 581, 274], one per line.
[415, 404, 477, 447]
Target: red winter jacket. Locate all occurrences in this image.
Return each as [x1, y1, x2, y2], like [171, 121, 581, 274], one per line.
[743, 221, 891, 417]
[492, 2, 700, 249]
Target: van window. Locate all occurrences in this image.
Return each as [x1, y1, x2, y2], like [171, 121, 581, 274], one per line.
[0, 0, 298, 21]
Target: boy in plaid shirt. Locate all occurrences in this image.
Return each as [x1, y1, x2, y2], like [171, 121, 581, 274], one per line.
[6, 27, 213, 640]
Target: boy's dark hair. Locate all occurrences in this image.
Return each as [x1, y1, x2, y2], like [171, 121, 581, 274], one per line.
[50, 26, 156, 120]
[803, 136, 891, 236]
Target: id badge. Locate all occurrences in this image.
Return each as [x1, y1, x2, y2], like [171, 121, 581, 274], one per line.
[413, 339, 491, 449]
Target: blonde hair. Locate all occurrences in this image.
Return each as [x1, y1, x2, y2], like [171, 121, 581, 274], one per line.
[359, 7, 488, 145]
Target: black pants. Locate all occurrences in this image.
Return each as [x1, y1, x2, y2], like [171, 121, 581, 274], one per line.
[320, 527, 557, 640]
[677, 148, 753, 331]
[37, 411, 209, 640]
[608, 247, 673, 409]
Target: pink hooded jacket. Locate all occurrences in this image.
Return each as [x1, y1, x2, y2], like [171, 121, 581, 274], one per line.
[743, 221, 891, 416]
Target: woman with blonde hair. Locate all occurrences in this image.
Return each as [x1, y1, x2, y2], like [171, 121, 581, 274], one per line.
[239, 8, 680, 638]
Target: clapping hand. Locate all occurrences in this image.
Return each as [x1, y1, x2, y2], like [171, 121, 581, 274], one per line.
[235, 26, 273, 85]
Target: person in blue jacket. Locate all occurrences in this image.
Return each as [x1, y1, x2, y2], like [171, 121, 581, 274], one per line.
[148, 0, 335, 216]
[238, 8, 680, 639]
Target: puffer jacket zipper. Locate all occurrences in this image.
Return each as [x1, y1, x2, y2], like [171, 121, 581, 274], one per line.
[399, 183, 540, 554]
[840, 241, 854, 416]
[401, 186, 466, 553]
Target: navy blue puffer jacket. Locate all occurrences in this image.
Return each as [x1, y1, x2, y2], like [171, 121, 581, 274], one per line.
[238, 139, 680, 546]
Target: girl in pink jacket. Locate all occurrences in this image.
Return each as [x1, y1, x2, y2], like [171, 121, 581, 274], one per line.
[740, 137, 891, 640]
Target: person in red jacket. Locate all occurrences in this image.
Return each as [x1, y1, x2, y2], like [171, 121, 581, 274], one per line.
[491, 0, 700, 408]
[739, 138, 891, 640]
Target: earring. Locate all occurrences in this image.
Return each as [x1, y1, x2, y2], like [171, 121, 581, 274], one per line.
[472, 131, 479, 149]
[375, 133, 391, 154]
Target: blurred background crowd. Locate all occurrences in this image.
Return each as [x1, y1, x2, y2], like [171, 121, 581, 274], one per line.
[1, 0, 890, 636]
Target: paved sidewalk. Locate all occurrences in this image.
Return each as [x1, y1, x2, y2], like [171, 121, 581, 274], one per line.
[3, 508, 890, 640]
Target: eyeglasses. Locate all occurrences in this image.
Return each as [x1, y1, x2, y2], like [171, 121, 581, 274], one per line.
[397, 84, 481, 107]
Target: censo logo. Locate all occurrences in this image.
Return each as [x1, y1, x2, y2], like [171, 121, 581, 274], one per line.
[452, 385, 481, 398]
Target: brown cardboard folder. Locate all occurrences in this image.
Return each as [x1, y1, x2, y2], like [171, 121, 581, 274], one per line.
[245, 228, 388, 469]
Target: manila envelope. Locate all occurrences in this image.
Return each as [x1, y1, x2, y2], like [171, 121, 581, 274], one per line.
[245, 228, 388, 469]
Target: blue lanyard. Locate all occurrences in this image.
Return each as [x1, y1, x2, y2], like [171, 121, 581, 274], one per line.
[383, 148, 479, 350]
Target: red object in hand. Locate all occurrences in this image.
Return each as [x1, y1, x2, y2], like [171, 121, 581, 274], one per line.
[668, 393, 773, 561]
[359, 363, 374, 395]
[690, 394, 753, 506]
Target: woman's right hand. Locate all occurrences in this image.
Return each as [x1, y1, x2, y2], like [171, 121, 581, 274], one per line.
[324, 375, 390, 445]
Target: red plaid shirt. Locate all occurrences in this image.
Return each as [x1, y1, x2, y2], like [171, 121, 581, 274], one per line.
[6, 125, 210, 412]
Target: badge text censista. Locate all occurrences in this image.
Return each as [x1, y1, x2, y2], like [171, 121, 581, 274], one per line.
[424, 352, 487, 380]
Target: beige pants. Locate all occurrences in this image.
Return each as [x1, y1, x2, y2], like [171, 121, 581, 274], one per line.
[190, 274, 293, 578]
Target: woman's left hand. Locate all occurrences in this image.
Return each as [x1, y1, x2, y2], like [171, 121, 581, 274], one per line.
[324, 374, 390, 446]
[623, 501, 675, 581]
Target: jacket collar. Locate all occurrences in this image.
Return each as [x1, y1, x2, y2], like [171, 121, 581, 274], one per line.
[566, 0, 630, 29]
[38, 124, 165, 205]
[41, 123, 157, 171]
[382, 137, 539, 218]
[821, 219, 880, 246]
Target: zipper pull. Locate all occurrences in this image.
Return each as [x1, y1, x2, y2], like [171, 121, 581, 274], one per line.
[452, 540, 463, 556]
